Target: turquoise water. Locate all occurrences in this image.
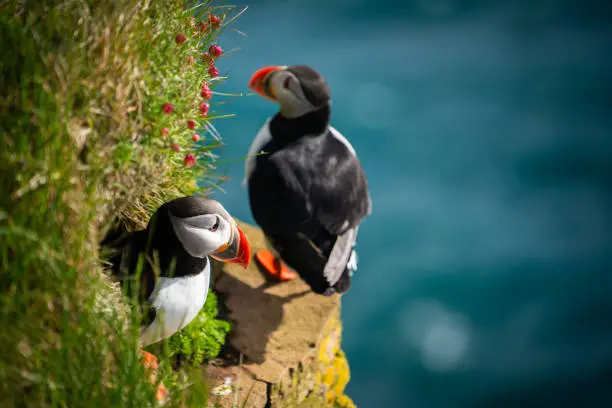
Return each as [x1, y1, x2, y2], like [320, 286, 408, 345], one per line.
[206, 1, 612, 406]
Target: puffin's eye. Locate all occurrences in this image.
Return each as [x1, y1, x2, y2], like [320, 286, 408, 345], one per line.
[282, 76, 291, 89]
[209, 216, 220, 232]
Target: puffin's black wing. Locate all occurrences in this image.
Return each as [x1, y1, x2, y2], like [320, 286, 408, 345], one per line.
[248, 129, 370, 293]
[103, 229, 158, 326]
[249, 129, 369, 237]
[307, 132, 370, 235]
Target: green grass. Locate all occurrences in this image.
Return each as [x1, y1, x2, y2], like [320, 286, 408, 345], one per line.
[0, 0, 244, 406]
[159, 290, 231, 365]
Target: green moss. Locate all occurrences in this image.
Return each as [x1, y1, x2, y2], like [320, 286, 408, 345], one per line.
[164, 290, 232, 364]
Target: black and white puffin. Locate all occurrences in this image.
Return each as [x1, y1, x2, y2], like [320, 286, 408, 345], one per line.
[244, 65, 371, 296]
[105, 196, 251, 381]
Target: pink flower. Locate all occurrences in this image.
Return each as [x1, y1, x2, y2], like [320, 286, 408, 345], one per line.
[175, 33, 186, 45]
[200, 87, 212, 99]
[199, 102, 210, 116]
[184, 154, 196, 168]
[209, 44, 223, 58]
[209, 14, 221, 28]
[171, 144, 180, 152]
[161, 127, 169, 136]
[192, 133, 201, 142]
[208, 65, 219, 78]
[162, 103, 173, 114]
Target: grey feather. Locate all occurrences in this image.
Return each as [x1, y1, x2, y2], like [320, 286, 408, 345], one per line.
[323, 227, 358, 286]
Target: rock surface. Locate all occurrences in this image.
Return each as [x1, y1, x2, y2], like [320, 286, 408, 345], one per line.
[207, 221, 356, 408]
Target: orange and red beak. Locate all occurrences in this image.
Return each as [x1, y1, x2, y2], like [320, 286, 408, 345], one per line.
[248, 65, 286, 101]
[211, 224, 251, 268]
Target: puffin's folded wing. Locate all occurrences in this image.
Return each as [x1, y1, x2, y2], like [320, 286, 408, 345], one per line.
[248, 154, 313, 237]
[303, 133, 371, 236]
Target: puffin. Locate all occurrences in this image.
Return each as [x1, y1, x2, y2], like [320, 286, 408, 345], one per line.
[104, 196, 251, 399]
[244, 65, 371, 296]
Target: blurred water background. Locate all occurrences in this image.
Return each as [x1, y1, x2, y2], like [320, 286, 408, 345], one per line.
[205, 1, 612, 406]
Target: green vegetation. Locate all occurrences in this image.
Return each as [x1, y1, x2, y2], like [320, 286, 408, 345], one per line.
[0, 0, 243, 406]
[162, 290, 231, 365]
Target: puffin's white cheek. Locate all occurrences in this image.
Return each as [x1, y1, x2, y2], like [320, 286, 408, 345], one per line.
[220, 223, 233, 245]
[274, 83, 315, 118]
[175, 226, 217, 258]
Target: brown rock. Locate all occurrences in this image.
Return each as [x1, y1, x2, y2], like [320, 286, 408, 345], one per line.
[207, 221, 355, 408]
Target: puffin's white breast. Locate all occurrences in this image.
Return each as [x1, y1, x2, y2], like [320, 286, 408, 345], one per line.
[328, 125, 357, 157]
[139, 262, 210, 347]
[243, 119, 272, 186]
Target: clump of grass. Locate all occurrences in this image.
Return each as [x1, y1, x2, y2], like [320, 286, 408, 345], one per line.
[0, 0, 243, 406]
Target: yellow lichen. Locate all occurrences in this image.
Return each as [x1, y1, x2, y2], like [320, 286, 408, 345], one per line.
[272, 307, 357, 407]
[314, 310, 355, 407]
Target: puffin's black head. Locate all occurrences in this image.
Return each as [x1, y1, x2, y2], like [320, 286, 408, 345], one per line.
[248, 65, 331, 118]
[148, 196, 251, 268]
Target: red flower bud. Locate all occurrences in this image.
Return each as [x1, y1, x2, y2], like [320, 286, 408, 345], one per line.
[209, 44, 223, 58]
[171, 144, 180, 152]
[200, 88, 212, 99]
[187, 120, 196, 130]
[199, 102, 210, 116]
[184, 154, 196, 168]
[208, 65, 219, 78]
[162, 103, 174, 114]
[200, 82, 212, 99]
[175, 33, 186, 45]
[192, 133, 201, 142]
[209, 14, 221, 28]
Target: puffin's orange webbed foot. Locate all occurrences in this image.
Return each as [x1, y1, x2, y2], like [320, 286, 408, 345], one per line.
[140, 350, 169, 403]
[255, 249, 298, 281]
[140, 349, 158, 370]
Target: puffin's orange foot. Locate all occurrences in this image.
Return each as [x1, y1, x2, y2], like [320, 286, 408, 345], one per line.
[155, 383, 169, 404]
[140, 349, 159, 370]
[140, 350, 168, 404]
[255, 250, 298, 281]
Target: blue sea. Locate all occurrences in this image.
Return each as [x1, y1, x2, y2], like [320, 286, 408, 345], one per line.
[204, 1, 612, 406]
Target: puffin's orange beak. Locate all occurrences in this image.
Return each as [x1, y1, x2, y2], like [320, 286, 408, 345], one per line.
[211, 224, 251, 268]
[248, 66, 286, 101]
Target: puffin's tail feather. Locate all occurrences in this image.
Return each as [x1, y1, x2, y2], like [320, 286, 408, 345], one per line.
[333, 267, 352, 294]
[323, 228, 357, 287]
[331, 248, 358, 294]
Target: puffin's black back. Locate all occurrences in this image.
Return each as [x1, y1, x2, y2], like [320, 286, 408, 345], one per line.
[248, 110, 370, 294]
